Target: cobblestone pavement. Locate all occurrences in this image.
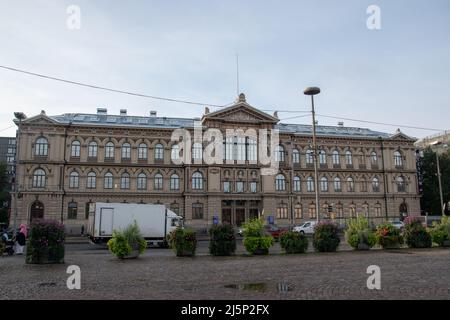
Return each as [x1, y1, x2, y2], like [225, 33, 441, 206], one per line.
[1, 245, 449, 300]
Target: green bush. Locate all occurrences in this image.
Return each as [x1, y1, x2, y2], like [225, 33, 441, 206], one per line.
[403, 217, 431, 248]
[242, 218, 274, 255]
[107, 221, 147, 259]
[313, 221, 340, 252]
[345, 216, 376, 250]
[243, 236, 274, 255]
[375, 223, 404, 249]
[168, 228, 197, 257]
[429, 216, 450, 246]
[280, 231, 308, 254]
[209, 224, 236, 256]
[26, 219, 65, 264]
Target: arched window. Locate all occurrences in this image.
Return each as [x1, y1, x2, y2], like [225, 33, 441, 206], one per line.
[35, 137, 48, 156]
[332, 150, 340, 165]
[247, 138, 258, 162]
[396, 176, 406, 192]
[320, 177, 328, 192]
[371, 151, 378, 165]
[292, 149, 300, 164]
[347, 177, 355, 192]
[68, 202, 78, 219]
[275, 145, 285, 162]
[319, 150, 327, 165]
[375, 203, 382, 217]
[104, 172, 113, 189]
[334, 177, 341, 192]
[192, 143, 202, 161]
[372, 177, 380, 192]
[138, 143, 148, 159]
[155, 144, 164, 161]
[71, 140, 81, 157]
[394, 151, 403, 167]
[293, 176, 301, 192]
[69, 171, 79, 188]
[88, 141, 98, 158]
[192, 172, 203, 190]
[154, 173, 163, 190]
[121, 143, 131, 159]
[121, 173, 130, 189]
[362, 203, 369, 218]
[345, 150, 353, 165]
[105, 142, 115, 159]
[87, 171, 96, 189]
[307, 176, 314, 192]
[32, 168, 46, 188]
[275, 174, 286, 191]
[306, 149, 314, 164]
[137, 173, 147, 190]
[170, 174, 180, 190]
[171, 144, 180, 161]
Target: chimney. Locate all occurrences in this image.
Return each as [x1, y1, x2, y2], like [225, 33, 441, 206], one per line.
[204, 107, 210, 115]
[273, 111, 278, 118]
[97, 108, 107, 115]
[338, 122, 344, 127]
[120, 109, 127, 116]
[150, 111, 157, 117]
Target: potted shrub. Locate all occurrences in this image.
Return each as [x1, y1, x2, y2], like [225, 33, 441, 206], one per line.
[242, 218, 274, 255]
[313, 221, 340, 252]
[209, 224, 236, 256]
[430, 216, 450, 247]
[403, 217, 432, 248]
[280, 231, 308, 254]
[168, 228, 197, 257]
[26, 219, 65, 264]
[107, 221, 147, 259]
[375, 223, 404, 249]
[345, 216, 376, 250]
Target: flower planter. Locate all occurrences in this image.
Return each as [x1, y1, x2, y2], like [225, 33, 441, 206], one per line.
[253, 248, 269, 255]
[357, 243, 371, 250]
[209, 240, 235, 256]
[176, 250, 195, 257]
[121, 244, 141, 259]
[443, 240, 450, 247]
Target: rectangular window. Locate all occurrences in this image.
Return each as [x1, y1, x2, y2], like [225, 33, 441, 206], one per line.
[85, 202, 90, 220]
[294, 206, 302, 219]
[68, 202, 77, 219]
[236, 181, 244, 193]
[250, 181, 257, 193]
[192, 203, 203, 220]
[223, 181, 231, 193]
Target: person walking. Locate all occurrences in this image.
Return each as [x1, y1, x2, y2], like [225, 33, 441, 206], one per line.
[14, 224, 27, 255]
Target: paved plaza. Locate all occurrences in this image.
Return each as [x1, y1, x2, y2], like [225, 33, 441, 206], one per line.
[1, 241, 449, 300]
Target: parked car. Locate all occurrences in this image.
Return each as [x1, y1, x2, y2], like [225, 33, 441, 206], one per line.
[264, 225, 287, 240]
[391, 220, 405, 231]
[293, 221, 317, 235]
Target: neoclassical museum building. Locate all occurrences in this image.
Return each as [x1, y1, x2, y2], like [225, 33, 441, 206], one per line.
[11, 94, 420, 232]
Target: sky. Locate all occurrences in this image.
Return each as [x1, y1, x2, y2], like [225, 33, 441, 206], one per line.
[0, 0, 449, 139]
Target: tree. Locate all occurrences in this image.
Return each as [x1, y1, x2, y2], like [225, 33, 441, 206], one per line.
[420, 148, 450, 215]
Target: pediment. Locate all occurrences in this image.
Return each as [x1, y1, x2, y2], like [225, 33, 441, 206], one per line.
[202, 102, 279, 124]
[389, 131, 416, 142]
[16, 113, 59, 125]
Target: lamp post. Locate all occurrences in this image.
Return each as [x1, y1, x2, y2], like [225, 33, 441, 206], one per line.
[431, 141, 445, 216]
[303, 87, 321, 222]
[12, 112, 26, 236]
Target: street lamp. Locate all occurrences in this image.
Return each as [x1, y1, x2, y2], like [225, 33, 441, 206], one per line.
[12, 112, 26, 236]
[430, 141, 445, 216]
[303, 87, 321, 222]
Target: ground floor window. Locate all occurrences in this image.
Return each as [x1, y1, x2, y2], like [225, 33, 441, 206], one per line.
[276, 203, 288, 219]
[192, 203, 203, 219]
[294, 204, 302, 219]
[68, 202, 78, 219]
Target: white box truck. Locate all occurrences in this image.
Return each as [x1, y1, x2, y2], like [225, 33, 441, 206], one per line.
[87, 202, 183, 247]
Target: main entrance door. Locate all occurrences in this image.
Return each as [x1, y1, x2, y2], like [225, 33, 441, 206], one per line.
[30, 201, 44, 222]
[221, 200, 261, 226]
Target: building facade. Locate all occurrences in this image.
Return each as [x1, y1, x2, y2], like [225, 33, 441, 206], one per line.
[0, 137, 16, 176]
[11, 94, 420, 232]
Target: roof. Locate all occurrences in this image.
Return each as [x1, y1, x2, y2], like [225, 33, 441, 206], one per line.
[47, 112, 392, 139]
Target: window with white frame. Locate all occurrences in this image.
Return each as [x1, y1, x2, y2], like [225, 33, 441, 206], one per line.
[154, 173, 163, 190]
[275, 145, 285, 162]
[32, 168, 46, 188]
[319, 150, 327, 165]
[307, 176, 314, 192]
[275, 174, 286, 191]
[170, 174, 180, 190]
[394, 151, 403, 167]
[347, 177, 355, 192]
[293, 176, 301, 192]
[87, 171, 96, 189]
[306, 149, 314, 164]
[192, 172, 203, 190]
[320, 177, 328, 192]
[247, 138, 257, 162]
[88, 141, 98, 158]
[372, 177, 380, 192]
[137, 173, 147, 190]
[69, 171, 79, 188]
[71, 140, 81, 157]
[345, 150, 353, 165]
[105, 142, 115, 159]
[138, 143, 148, 159]
[121, 143, 131, 159]
[104, 172, 113, 189]
[293, 149, 300, 164]
[121, 173, 130, 189]
[334, 177, 341, 192]
[155, 144, 164, 160]
[35, 137, 48, 156]
[192, 143, 202, 162]
[332, 150, 340, 165]
[171, 144, 180, 161]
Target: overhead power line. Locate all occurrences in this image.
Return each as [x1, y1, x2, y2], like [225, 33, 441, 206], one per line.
[0, 65, 231, 108]
[0, 125, 15, 132]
